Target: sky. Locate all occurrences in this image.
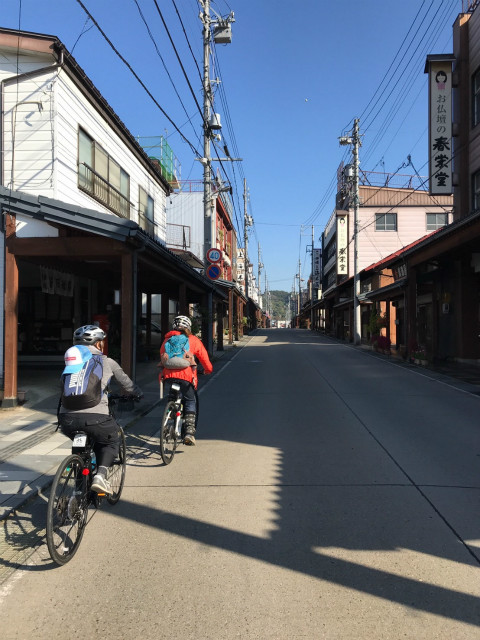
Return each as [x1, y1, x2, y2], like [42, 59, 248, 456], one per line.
[2, 0, 459, 293]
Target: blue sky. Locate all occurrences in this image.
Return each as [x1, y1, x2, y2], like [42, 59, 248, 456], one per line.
[2, 0, 458, 292]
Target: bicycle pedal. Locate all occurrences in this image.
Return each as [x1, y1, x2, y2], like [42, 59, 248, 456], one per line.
[97, 492, 106, 497]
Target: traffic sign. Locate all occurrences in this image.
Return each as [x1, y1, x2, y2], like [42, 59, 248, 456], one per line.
[206, 263, 221, 280]
[206, 247, 222, 263]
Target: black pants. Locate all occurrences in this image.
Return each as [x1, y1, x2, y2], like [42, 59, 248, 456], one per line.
[163, 379, 196, 414]
[59, 413, 120, 468]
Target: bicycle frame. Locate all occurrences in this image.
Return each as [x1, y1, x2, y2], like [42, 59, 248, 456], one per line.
[169, 382, 185, 439]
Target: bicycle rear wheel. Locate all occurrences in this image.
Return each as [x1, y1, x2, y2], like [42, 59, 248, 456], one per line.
[107, 427, 126, 505]
[160, 400, 177, 465]
[46, 454, 88, 565]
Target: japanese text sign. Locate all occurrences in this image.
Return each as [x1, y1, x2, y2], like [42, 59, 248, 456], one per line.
[427, 59, 453, 195]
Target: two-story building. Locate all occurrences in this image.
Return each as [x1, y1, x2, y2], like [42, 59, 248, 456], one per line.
[0, 26, 226, 406]
[316, 168, 453, 340]
[166, 179, 246, 342]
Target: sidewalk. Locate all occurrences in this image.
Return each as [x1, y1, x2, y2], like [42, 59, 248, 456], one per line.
[0, 340, 243, 520]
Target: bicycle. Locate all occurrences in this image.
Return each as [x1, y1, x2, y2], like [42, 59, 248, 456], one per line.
[46, 394, 135, 565]
[159, 381, 198, 465]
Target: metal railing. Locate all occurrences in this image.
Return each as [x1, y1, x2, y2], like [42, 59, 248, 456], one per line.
[79, 163, 131, 218]
[166, 223, 191, 248]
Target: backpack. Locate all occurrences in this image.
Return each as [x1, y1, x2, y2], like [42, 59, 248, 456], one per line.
[164, 333, 190, 360]
[61, 354, 104, 410]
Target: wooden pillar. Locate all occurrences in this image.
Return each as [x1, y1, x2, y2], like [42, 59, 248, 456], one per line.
[121, 252, 133, 378]
[406, 266, 417, 357]
[239, 299, 244, 337]
[4, 213, 19, 407]
[217, 301, 224, 351]
[145, 293, 152, 346]
[228, 288, 234, 343]
[178, 282, 187, 315]
[161, 294, 169, 340]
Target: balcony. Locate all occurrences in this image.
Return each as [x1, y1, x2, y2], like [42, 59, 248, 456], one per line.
[79, 163, 130, 218]
[167, 223, 191, 249]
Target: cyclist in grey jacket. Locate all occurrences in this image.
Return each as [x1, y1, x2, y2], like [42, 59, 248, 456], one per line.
[58, 324, 142, 495]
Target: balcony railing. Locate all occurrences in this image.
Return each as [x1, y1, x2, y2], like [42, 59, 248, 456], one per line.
[79, 163, 131, 218]
[167, 223, 191, 249]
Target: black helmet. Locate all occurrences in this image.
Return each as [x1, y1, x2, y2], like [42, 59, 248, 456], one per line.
[73, 324, 106, 345]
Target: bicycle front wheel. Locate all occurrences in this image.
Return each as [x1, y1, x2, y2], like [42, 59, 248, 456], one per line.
[160, 400, 177, 465]
[46, 454, 88, 565]
[107, 427, 126, 505]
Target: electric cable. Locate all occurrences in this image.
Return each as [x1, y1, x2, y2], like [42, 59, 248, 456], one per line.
[132, 0, 201, 148]
[74, 0, 202, 157]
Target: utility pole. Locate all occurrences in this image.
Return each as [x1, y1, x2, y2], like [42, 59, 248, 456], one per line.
[339, 118, 361, 345]
[258, 244, 263, 306]
[310, 225, 314, 331]
[243, 178, 252, 300]
[352, 119, 361, 345]
[201, 0, 213, 355]
[297, 258, 301, 320]
[199, 1, 235, 354]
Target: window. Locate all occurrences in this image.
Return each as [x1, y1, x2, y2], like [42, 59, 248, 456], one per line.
[77, 128, 130, 218]
[426, 212, 448, 230]
[473, 169, 480, 211]
[139, 186, 155, 234]
[473, 68, 480, 127]
[375, 213, 397, 231]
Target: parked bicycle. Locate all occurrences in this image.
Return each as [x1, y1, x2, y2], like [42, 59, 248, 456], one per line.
[46, 393, 136, 565]
[159, 381, 198, 465]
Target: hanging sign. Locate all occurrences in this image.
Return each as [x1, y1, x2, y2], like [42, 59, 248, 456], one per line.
[336, 215, 348, 276]
[40, 266, 74, 296]
[426, 56, 454, 195]
[206, 247, 222, 263]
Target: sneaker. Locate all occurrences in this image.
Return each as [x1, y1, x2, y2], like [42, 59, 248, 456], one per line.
[91, 474, 113, 495]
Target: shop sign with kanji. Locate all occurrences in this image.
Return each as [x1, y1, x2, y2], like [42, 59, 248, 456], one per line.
[427, 59, 453, 195]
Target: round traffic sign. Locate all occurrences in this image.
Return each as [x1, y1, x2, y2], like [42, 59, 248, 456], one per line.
[206, 263, 221, 280]
[206, 247, 222, 263]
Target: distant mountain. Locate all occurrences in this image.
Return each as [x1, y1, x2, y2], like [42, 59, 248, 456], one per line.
[269, 290, 289, 321]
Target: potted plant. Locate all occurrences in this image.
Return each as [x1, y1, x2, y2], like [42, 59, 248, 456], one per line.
[376, 334, 391, 354]
[413, 347, 427, 366]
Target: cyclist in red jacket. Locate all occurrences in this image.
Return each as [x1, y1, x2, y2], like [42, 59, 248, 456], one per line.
[159, 316, 213, 445]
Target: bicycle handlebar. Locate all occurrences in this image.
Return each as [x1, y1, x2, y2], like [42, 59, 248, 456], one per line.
[108, 393, 143, 402]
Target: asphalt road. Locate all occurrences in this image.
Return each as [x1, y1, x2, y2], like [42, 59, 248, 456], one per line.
[1, 329, 479, 639]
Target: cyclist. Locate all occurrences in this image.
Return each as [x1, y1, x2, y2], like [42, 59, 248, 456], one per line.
[159, 315, 213, 446]
[58, 324, 142, 495]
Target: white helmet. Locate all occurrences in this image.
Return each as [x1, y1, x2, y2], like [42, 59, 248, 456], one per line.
[172, 315, 192, 331]
[73, 324, 106, 345]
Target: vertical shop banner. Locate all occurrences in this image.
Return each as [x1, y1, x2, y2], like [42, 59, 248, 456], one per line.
[427, 58, 453, 195]
[312, 248, 322, 289]
[336, 215, 348, 276]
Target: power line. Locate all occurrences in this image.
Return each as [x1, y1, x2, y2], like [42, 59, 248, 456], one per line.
[132, 0, 201, 147]
[74, 0, 201, 156]
[151, 0, 204, 119]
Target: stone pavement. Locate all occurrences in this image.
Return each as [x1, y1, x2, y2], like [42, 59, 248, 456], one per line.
[0, 340, 243, 520]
